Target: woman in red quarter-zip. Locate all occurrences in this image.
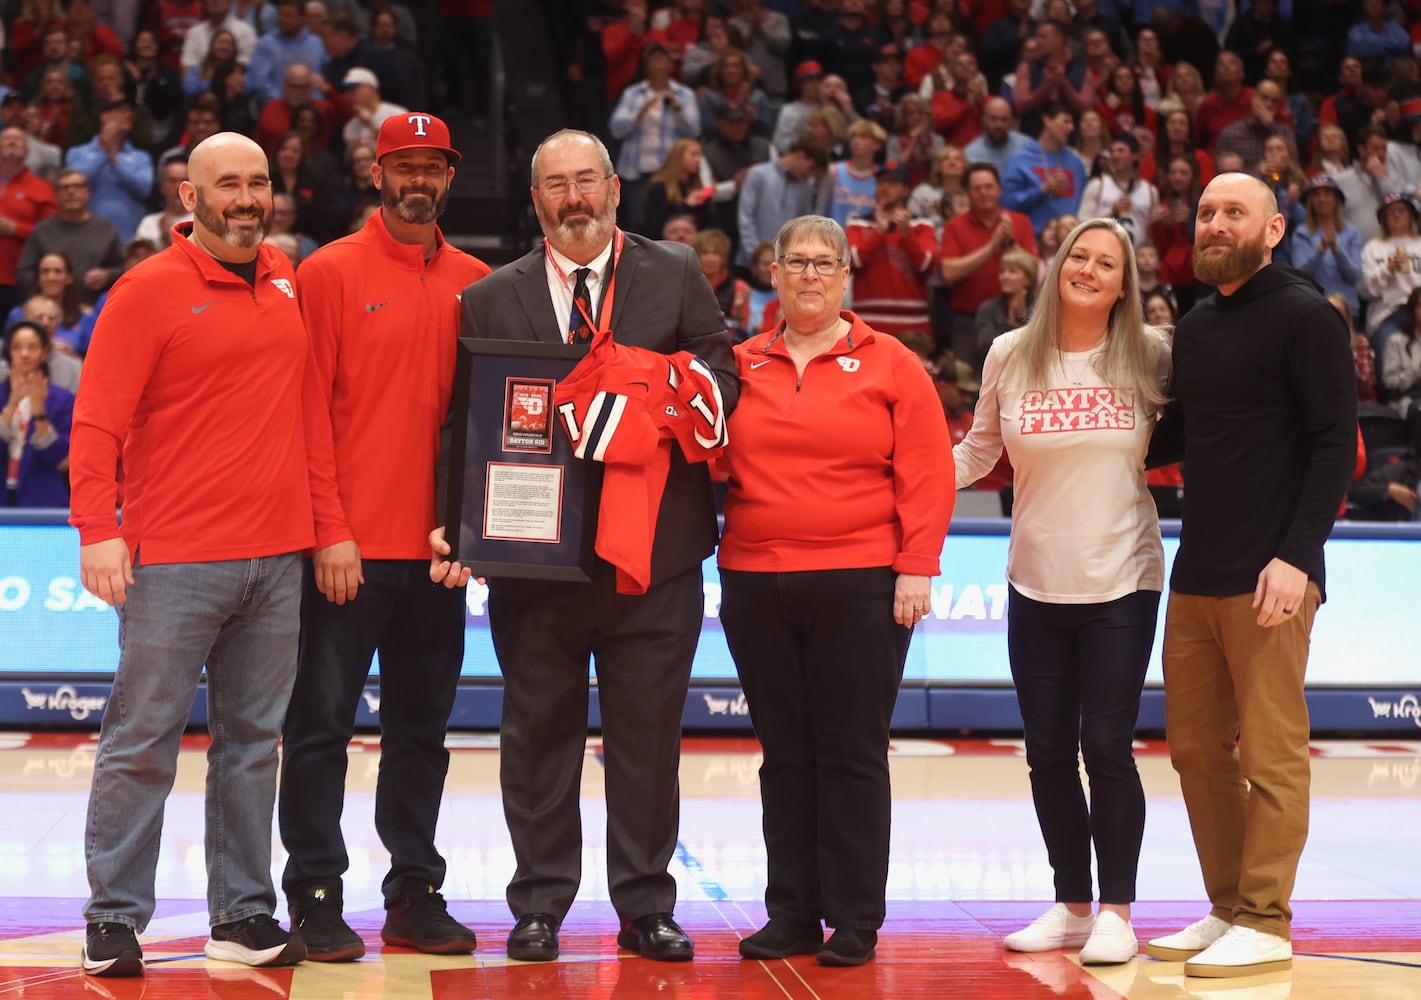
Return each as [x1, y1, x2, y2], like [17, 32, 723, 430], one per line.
[716, 214, 955, 969]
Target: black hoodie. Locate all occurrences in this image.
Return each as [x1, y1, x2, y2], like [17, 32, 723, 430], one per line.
[1152, 263, 1357, 601]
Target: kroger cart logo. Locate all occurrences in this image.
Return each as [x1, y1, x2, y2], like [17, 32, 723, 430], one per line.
[702, 692, 749, 717]
[20, 685, 107, 721]
[1367, 694, 1421, 728]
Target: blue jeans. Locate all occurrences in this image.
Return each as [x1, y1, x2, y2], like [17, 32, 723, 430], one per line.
[84, 554, 303, 931]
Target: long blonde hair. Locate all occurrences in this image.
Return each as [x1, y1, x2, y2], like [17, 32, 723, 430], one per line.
[1000, 218, 1169, 414]
[648, 138, 701, 205]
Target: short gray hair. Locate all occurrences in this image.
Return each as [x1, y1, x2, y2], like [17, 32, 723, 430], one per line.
[530, 129, 614, 186]
[772, 215, 849, 263]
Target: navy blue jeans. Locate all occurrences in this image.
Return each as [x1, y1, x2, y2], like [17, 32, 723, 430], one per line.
[279, 559, 465, 902]
[1006, 586, 1160, 904]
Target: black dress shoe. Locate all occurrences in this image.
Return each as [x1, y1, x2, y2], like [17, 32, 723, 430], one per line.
[506, 913, 560, 962]
[739, 918, 824, 959]
[616, 913, 694, 962]
[816, 927, 877, 967]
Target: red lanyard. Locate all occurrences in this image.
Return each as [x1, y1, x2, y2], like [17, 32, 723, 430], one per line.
[545, 228, 625, 344]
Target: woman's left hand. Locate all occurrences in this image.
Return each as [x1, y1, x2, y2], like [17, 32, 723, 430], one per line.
[894, 574, 932, 627]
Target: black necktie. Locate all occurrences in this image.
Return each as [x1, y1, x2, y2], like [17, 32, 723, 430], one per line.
[569, 267, 592, 344]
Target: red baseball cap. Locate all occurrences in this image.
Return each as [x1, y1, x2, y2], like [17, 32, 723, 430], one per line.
[376, 112, 460, 164]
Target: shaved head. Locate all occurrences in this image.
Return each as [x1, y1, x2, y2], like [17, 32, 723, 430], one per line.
[1193, 172, 1284, 293]
[187, 131, 267, 186]
[182, 132, 273, 262]
[1206, 171, 1280, 216]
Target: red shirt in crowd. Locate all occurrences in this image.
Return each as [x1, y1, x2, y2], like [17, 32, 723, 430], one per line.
[939, 208, 1038, 315]
[0, 168, 57, 287]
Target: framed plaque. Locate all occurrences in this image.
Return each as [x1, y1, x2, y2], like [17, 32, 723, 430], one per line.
[445, 338, 598, 581]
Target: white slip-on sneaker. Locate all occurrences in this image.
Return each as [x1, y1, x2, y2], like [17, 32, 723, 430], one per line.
[1078, 911, 1138, 965]
[1183, 925, 1292, 978]
[1145, 913, 1232, 961]
[1004, 903, 1095, 952]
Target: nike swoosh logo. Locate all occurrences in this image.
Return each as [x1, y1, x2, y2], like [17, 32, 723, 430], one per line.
[191, 301, 213, 314]
[750, 360, 771, 370]
[365, 301, 391, 312]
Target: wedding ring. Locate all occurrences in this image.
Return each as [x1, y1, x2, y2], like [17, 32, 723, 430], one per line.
[1283, 606, 1295, 614]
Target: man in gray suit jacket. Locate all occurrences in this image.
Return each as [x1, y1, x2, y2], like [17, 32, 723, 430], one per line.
[432, 129, 738, 963]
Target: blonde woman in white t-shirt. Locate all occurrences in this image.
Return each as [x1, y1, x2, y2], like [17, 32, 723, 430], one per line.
[953, 218, 1171, 967]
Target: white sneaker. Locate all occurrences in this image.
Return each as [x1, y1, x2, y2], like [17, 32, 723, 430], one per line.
[1003, 903, 1095, 952]
[1078, 911, 1138, 965]
[1145, 913, 1231, 961]
[1183, 925, 1292, 978]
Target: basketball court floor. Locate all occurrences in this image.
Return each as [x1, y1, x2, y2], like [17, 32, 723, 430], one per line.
[0, 732, 1416, 998]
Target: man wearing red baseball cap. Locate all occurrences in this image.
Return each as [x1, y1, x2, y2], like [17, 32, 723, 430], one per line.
[278, 112, 491, 961]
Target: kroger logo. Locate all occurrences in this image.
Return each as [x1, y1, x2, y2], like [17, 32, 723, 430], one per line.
[20, 685, 107, 721]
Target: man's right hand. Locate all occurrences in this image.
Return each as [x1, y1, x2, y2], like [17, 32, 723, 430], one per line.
[429, 526, 472, 589]
[80, 537, 134, 606]
[313, 539, 363, 604]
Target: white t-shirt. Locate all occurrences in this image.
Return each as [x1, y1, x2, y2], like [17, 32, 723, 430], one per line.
[953, 327, 1169, 603]
[1361, 234, 1421, 334]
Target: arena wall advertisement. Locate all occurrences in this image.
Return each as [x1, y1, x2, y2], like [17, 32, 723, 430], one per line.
[2, 516, 1417, 732]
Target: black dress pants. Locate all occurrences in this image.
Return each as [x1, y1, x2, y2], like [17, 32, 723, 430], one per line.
[489, 559, 703, 922]
[720, 566, 911, 931]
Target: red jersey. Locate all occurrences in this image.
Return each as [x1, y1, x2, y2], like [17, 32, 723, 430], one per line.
[846, 214, 938, 338]
[718, 312, 955, 575]
[298, 211, 492, 558]
[69, 226, 315, 564]
[904, 43, 945, 91]
[0, 168, 57, 286]
[930, 89, 984, 148]
[555, 328, 727, 594]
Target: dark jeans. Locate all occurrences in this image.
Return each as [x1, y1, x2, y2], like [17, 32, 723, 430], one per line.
[1006, 585, 1160, 904]
[720, 566, 911, 930]
[279, 558, 466, 902]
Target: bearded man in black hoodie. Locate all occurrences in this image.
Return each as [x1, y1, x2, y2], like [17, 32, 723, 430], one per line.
[1143, 172, 1356, 980]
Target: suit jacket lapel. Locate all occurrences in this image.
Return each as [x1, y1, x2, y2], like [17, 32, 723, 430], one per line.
[511, 250, 564, 344]
[608, 236, 641, 334]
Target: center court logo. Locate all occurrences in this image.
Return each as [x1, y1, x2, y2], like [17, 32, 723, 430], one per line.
[1019, 387, 1135, 434]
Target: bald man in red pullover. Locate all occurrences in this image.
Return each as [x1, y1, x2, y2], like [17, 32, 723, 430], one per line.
[70, 132, 313, 978]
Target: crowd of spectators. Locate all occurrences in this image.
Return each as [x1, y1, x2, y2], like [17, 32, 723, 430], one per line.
[550, 0, 1421, 517]
[1, 0, 498, 506]
[4, 0, 1420, 516]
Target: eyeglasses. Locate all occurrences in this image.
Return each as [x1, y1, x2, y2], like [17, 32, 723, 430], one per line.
[539, 173, 612, 199]
[777, 254, 843, 275]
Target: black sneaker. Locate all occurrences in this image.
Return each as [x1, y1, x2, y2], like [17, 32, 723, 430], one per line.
[205, 914, 307, 967]
[739, 917, 824, 959]
[381, 883, 477, 954]
[82, 922, 144, 978]
[817, 927, 877, 967]
[289, 882, 365, 962]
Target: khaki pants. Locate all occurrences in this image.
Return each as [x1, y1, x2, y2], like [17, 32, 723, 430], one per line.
[1162, 584, 1320, 939]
